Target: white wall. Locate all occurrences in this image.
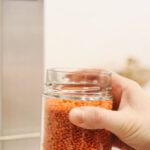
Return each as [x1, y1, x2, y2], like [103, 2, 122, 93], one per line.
[45, 0, 150, 70]
[1, 0, 43, 150]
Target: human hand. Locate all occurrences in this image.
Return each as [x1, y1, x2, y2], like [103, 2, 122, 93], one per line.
[69, 71, 150, 150]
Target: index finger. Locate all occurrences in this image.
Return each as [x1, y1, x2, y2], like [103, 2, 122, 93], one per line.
[111, 72, 142, 109]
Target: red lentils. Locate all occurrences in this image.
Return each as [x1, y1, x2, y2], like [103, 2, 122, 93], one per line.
[43, 98, 112, 150]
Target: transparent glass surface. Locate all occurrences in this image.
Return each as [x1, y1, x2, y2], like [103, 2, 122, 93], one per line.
[41, 68, 113, 150]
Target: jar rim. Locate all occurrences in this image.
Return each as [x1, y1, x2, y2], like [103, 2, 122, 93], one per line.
[46, 68, 112, 89]
[48, 67, 112, 75]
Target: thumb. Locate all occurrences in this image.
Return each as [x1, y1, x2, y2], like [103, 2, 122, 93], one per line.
[69, 107, 126, 137]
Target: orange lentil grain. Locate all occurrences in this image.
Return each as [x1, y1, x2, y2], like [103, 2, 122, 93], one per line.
[43, 98, 112, 150]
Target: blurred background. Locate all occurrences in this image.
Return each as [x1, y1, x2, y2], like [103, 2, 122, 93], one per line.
[0, 0, 150, 149]
[0, 0, 43, 149]
[45, 0, 150, 92]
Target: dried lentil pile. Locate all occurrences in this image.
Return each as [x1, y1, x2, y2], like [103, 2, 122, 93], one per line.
[43, 98, 112, 150]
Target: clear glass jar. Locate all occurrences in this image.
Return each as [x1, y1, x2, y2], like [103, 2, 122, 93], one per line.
[41, 68, 113, 150]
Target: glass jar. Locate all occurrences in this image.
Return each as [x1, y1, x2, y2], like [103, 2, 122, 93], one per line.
[41, 68, 113, 150]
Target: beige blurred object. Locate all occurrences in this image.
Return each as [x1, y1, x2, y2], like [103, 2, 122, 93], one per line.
[118, 57, 150, 86]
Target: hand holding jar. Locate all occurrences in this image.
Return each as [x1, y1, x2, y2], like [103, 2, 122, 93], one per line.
[69, 70, 150, 150]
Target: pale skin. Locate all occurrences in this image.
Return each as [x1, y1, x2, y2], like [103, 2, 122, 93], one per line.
[69, 71, 150, 150]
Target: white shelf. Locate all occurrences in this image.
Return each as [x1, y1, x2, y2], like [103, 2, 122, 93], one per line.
[0, 133, 40, 141]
